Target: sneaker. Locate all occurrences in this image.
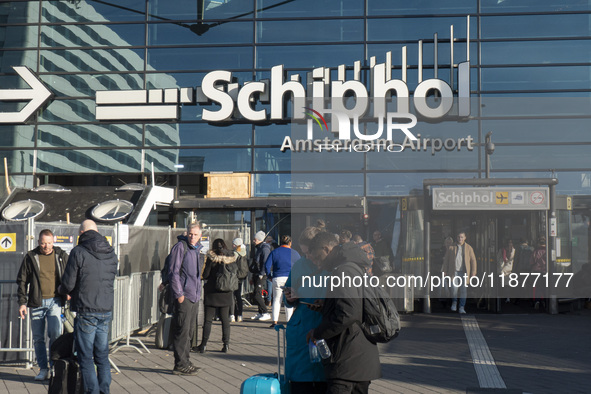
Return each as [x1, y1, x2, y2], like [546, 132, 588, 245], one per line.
[269, 323, 276, 328]
[458, 306, 466, 314]
[35, 368, 50, 381]
[451, 301, 457, 312]
[173, 365, 200, 376]
[251, 313, 263, 320]
[237, 316, 243, 322]
[259, 313, 271, 321]
[230, 315, 235, 322]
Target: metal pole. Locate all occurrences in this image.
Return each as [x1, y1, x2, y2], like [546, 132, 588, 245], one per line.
[549, 182, 558, 314]
[423, 185, 431, 313]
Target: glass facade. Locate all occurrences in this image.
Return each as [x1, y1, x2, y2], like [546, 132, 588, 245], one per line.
[0, 0, 589, 200]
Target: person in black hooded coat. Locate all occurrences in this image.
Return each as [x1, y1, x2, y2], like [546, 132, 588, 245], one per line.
[195, 239, 238, 354]
[306, 232, 381, 394]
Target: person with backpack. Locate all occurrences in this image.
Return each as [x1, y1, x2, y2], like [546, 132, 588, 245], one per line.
[265, 235, 301, 328]
[230, 237, 249, 322]
[305, 232, 381, 394]
[195, 239, 238, 354]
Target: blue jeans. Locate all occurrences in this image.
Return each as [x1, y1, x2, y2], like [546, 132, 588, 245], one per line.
[451, 271, 467, 308]
[31, 297, 62, 370]
[75, 312, 112, 394]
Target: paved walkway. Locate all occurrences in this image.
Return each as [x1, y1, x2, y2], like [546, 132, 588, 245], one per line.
[1, 305, 590, 393]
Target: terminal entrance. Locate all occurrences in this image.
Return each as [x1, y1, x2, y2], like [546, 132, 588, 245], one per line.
[428, 210, 548, 313]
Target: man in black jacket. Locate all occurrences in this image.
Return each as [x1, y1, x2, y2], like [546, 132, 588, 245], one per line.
[306, 232, 381, 394]
[16, 229, 69, 381]
[59, 220, 118, 394]
[250, 231, 271, 321]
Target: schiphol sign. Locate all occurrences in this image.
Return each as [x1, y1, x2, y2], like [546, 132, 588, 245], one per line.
[432, 187, 550, 211]
[94, 16, 474, 144]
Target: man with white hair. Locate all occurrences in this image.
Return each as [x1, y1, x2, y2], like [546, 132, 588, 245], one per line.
[59, 219, 118, 393]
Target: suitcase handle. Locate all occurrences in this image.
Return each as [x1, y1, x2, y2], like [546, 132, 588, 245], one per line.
[273, 324, 286, 380]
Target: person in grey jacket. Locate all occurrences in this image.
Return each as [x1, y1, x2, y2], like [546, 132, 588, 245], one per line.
[16, 229, 68, 381]
[59, 220, 118, 394]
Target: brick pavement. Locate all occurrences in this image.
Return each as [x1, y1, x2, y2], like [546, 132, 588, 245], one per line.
[1, 306, 590, 394]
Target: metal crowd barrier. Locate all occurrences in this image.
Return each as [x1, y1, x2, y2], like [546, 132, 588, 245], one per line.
[0, 281, 34, 368]
[111, 271, 161, 356]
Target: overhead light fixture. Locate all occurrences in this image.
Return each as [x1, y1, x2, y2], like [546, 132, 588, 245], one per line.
[2, 199, 45, 221]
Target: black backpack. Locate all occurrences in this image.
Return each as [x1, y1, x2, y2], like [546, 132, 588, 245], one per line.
[346, 263, 401, 343]
[215, 262, 239, 292]
[159, 240, 188, 314]
[235, 253, 249, 280]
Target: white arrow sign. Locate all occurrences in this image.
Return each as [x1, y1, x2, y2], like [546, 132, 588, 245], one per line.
[0, 66, 53, 123]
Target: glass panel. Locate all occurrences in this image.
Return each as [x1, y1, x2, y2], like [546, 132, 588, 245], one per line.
[0, 26, 39, 48]
[41, 24, 145, 48]
[147, 148, 252, 172]
[292, 150, 364, 171]
[146, 71, 252, 89]
[256, 44, 363, 68]
[255, 124, 291, 146]
[148, 21, 252, 45]
[481, 15, 591, 39]
[40, 74, 144, 97]
[368, 0, 476, 15]
[146, 123, 252, 147]
[39, 99, 96, 123]
[367, 172, 477, 196]
[36, 149, 142, 173]
[490, 145, 591, 170]
[481, 0, 591, 13]
[149, 0, 252, 21]
[481, 66, 591, 91]
[480, 96, 591, 117]
[257, 0, 362, 18]
[481, 119, 591, 143]
[256, 19, 363, 43]
[0, 2, 39, 24]
[43, 0, 146, 23]
[289, 172, 364, 196]
[255, 148, 291, 171]
[0, 50, 37, 70]
[253, 173, 291, 196]
[147, 46, 252, 71]
[38, 124, 142, 148]
[482, 40, 591, 65]
[0, 150, 34, 173]
[0, 126, 35, 148]
[40, 49, 145, 72]
[368, 17, 475, 42]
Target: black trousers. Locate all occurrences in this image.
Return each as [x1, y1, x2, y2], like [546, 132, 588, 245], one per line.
[229, 280, 244, 317]
[253, 275, 268, 314]
[326, 379, 370, 394]
[201, 305, 230, 346]
[172, 299, 197, 369]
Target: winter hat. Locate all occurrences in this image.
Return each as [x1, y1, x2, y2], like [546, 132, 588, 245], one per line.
[254, 231, 266, 242]
[233, 237, 243, 246]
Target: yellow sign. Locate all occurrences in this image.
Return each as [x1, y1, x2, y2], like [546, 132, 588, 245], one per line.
[401, 198, 407, 211]
[495, 192, 509, 205]
[0, 233, 16, 252]
[567, 196, 572, 210]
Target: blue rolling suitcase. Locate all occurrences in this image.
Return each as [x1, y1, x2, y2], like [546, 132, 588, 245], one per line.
[240, 325, 286, 394]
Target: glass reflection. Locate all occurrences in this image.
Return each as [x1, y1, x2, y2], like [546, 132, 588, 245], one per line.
[38, 124, 143, 148]
[43, 0, 146, 23]
[37, 149, 142, 173]
[148, 21, 252, 45]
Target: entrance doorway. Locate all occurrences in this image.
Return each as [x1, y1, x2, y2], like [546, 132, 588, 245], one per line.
[429, 210, 547, 312]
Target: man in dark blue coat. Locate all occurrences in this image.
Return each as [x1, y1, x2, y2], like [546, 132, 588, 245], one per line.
[59, 219, 118, 394]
